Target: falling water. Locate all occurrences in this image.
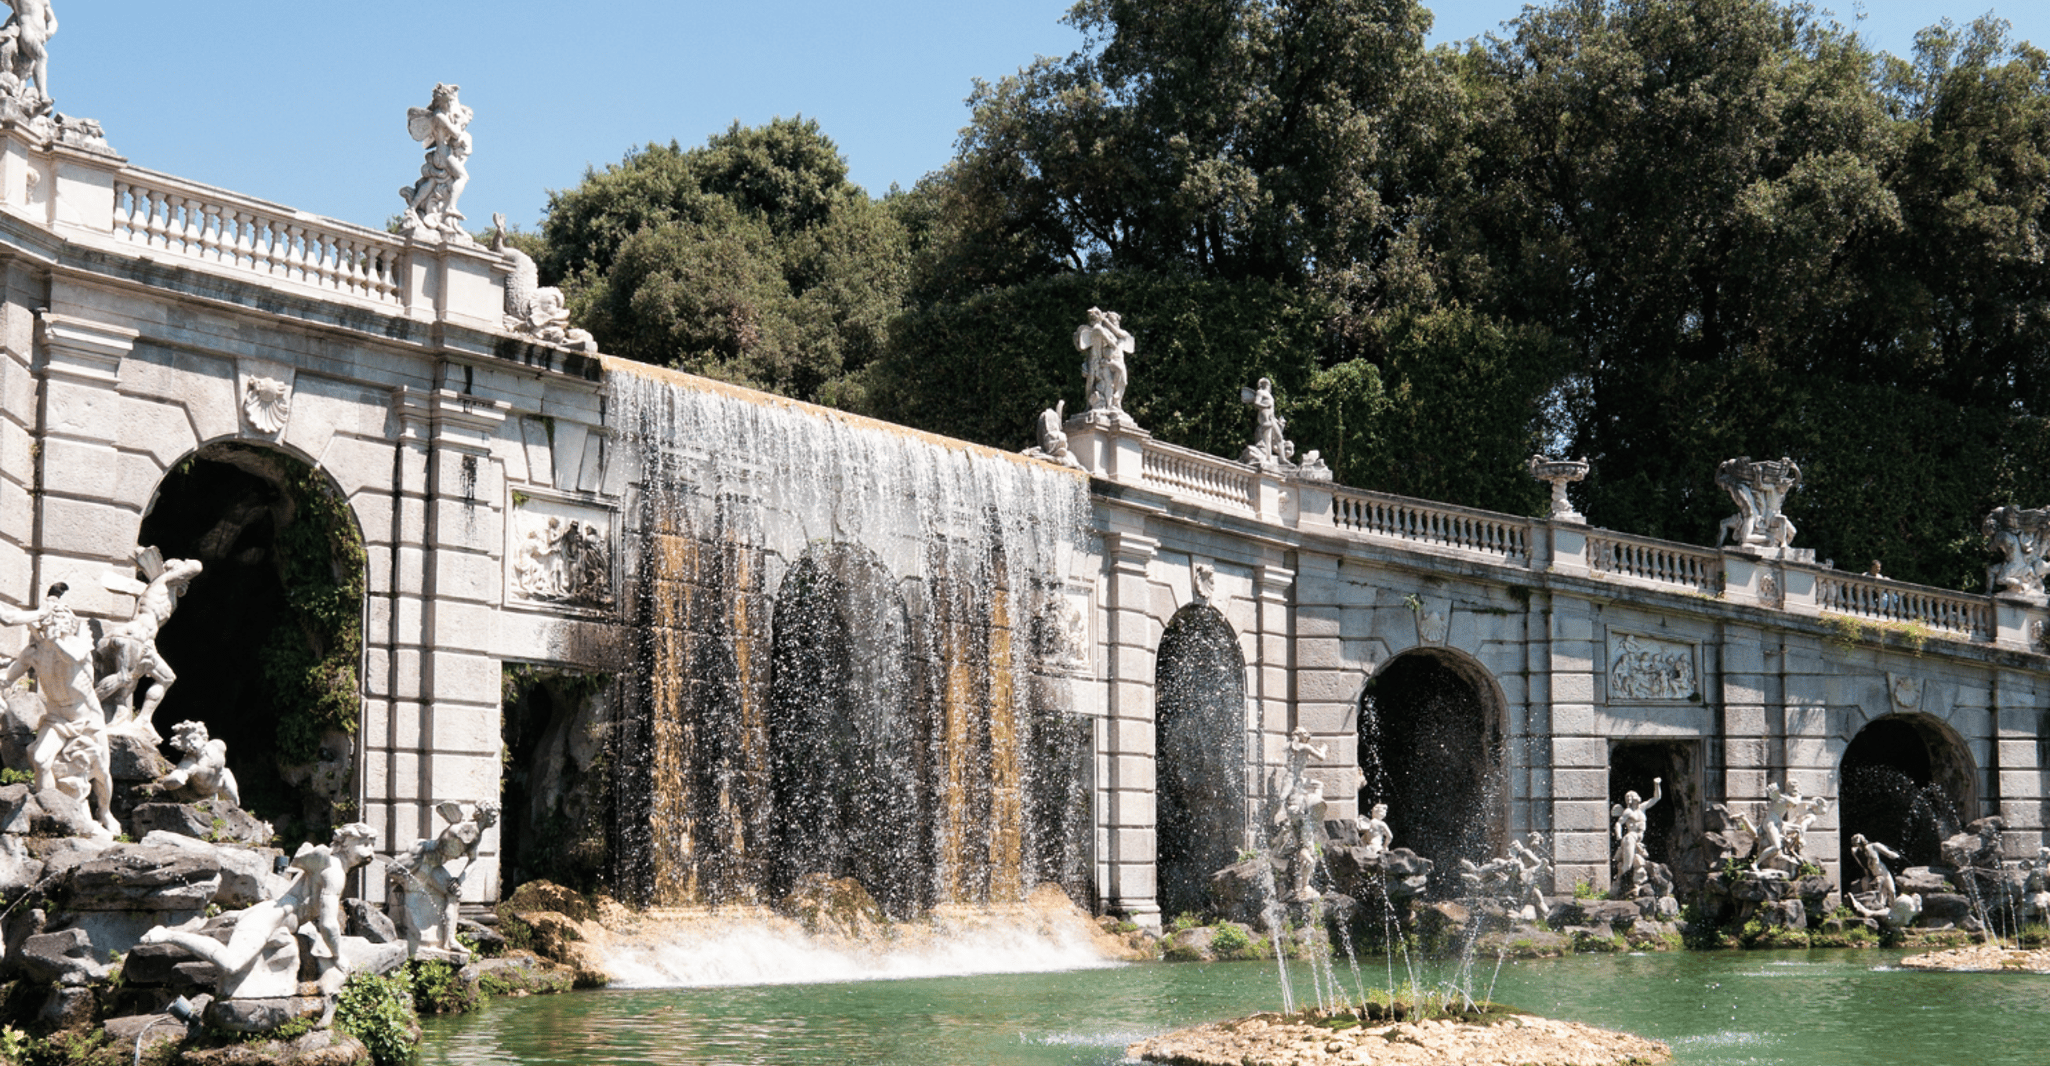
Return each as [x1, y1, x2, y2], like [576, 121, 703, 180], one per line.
[603, 363, 1093, 918]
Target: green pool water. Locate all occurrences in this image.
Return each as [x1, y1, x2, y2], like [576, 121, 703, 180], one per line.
[418, 950, 2050, 1065]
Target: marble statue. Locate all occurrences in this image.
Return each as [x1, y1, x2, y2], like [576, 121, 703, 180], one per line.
[1357, 799, 1393, 860]
[1609, 777, 1662, 896]
[1274, 778, 1326, 903]
[147, 720, 240, 807]
[94, 546, 202, 742]
[1715, 456, 1801, 550]
[389, 801, 499, 957]
[399, 83, 474, 240]
[1075, 308, 1135, 424]
[2024, 847, 2050, 923]
[1510, 832, 1550, 915]
[1747, 781, 1828, 873]
[143, 822, 377, 1002]
[492, 214, 598, 352]
[1191, 562, 1215, 605]
[1, 584, 116, 836]
[1527, 455, 1590, 522]
[1277, 726, 1325, 806]
[1847, 833, 1902, 914]
[0, 0, 55, 106]
[1239, 378, 1293, 470]
[1022, 400, 1085, 470]
[1983, 505, 2050, 597]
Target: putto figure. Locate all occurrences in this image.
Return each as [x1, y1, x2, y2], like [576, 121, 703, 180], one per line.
[148, 720, 240, 807]
[492, 213, 597, 352]
[95, 545, 202, 743]
[1075, 307, 1136, 424]
[399, 82, 474, 239]
[1610, 777, 1662, 897]
[1022, 400, 1085, 470]
[389, 800, 500, 956]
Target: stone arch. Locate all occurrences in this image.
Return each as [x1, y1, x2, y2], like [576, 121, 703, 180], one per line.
[1357, 647, 1507, 896]
[1154, 602, 1248, 920]
[137, 439, 366, 844]
[766, 542, 929, 917]
[1838, 712, 1979, 870]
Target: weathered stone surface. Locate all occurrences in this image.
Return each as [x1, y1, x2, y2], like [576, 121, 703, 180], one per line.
[55, 910, 204, 962]
[1919, 893, 1974, 926]
[132, 802, 273, 847]
[1758, 899, 1807, 929]
[344, 898, 398, 944]
[31, 787, 100, 837]
[104, 1011, 192, 1056]
[338, 936, 408, 978]
[203, 995, 325, 1035]
[39, 985, 95, 1029]
[109, 732, 171, 782]
[137, 831, 286, 907]
[1899, 866, 1954, 895]
[777, 873, 886, 940]
[461, 952, 575, 996]
[0, 783, 41, 834]
[1127, 1011, 1671, 1066]
[22, 927, 109, 985]
[0, 831, 44, 893]
[123, 941, 220, 989]
[131, 801, 211, 839]
[66, 845, 222, 911]
[457, 918, 505, 956]
[180, 1028, 369, 1066]
[1548, 899, 1642, 927]
[502, 880, 595, 923]
[1205, 856, 1278, 927]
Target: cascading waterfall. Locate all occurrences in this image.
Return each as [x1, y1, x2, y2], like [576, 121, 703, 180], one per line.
[602, 363, 1093, 920]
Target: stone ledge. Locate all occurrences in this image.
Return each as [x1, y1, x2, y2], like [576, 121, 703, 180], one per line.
[1127, 1011, 1670, 1066]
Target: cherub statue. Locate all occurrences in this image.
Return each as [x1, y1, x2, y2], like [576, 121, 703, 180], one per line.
[1749, 782, 1828, 873]
[1984, 506, 2050, 597]
[1075, 307, 1135, 418]
[389, 800, 501, 955]
[142, 822, 377, 1007]
[147, 720, 239, 806]
[2025, 847, 2050, 923]
[95, 546, 202, 742]
[2, 583, 117, 836]
[1276, 726, 1326, 809]
[1239, 377, 1293, 469]
[399, 83, 474, 238]
[1357, 799, 1393, 860]
[1715, 456, 1802, 549]
[1274, 778, 1326, 903]
[1610, 777, 1662, 896]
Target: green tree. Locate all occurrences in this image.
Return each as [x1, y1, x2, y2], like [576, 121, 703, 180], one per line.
[539, 118, 908, 404]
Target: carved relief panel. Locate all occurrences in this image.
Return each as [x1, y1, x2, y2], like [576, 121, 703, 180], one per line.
[1607, 632, 1698, 701]
[505, 491, 616, 614]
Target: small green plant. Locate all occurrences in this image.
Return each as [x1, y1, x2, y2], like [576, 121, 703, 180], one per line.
[1210, 923, 1253, 957]
[405, 958, 479, 1015]
[1795, 861, 1824, 878]
[335, 971, 421, 1066]
[1572, 878, 1601, 901]
[1167, 912, 1202, 934]
[0, 1025, 28, 1066]
[0, 768, 31, 787]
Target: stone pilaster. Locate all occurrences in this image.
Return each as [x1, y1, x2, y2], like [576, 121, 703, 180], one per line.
[1251, 562, 1295, 839]
[31, 313, 139, 617]
[1547, 598, 1605, 891]
[1101, 530, 1161, 926]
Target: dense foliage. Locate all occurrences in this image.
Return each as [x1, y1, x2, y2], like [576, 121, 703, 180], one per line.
[532, 0, 2050, 590]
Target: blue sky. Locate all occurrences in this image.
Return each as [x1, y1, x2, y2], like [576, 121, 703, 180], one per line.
[57, 2, 2047, 233]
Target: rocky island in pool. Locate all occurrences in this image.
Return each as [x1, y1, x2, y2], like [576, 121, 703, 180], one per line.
[1127, 1007, 1670, 1066]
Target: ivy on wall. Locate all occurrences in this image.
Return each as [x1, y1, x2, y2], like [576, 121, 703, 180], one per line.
[261, 466, 367, 765]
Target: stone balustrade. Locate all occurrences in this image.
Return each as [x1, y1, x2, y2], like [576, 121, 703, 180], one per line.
[1330, 484, 1530, 565]
[1586, 531, 1724, 595]
[114, 170, 406, 307]
[1137, 437, 1258, 511]
[1073, 421, 2036, 651]
[1816, 570, 1993, 642]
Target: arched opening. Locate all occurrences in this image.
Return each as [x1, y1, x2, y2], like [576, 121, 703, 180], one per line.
[1154, 603, 1247, 920]
[1609, 740, 1704, 894]
[767, 543, 928, 917]
[1358, 650, 1505, 896]
[1839, 713, 1978, 871]
[137, 442, 365, 848]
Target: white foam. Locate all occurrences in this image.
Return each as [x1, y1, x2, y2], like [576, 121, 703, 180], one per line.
[599, 917, 1122, 989]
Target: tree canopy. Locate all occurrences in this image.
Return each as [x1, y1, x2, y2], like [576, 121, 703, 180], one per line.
[528, 0, 2050, 592]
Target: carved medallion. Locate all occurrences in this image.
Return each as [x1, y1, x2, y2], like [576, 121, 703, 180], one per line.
[242, 376, 291, 434]
[507, 493, 615, 613]
[1608, 632, 1697, 701]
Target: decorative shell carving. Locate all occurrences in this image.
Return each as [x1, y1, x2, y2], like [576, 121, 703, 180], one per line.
[242, 376, 291, 434]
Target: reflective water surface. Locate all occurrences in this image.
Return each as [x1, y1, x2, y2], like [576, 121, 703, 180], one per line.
[420, 950, 2050, 1066]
